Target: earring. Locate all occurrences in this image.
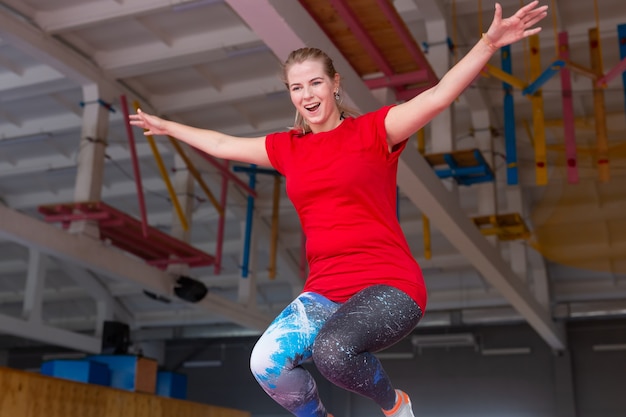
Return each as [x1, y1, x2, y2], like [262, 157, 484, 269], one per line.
[334, 90, 340, 101]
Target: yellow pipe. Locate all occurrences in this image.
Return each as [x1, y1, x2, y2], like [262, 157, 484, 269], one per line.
[422, 215, 432, 260]
[484, 64, 527, 90]
[589, 28, 610, 182]
[417, 129, 432, 259]
[593, 0, 604, 70]
[529, 35, 548, 186]
[132, 102, 189, 231]
[269, 175, 281, 279]
[522, 119, 535, 148]
[417, 129, 425, 154]
[167, 136, 224, 217]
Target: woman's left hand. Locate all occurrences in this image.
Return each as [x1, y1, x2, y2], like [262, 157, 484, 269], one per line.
[485, 1, 548, 49]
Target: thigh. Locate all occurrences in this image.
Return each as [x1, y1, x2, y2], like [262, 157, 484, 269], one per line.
[251, 292, 340, 372]
[316, 285, 423, 354]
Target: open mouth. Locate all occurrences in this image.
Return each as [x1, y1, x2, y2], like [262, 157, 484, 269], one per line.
[304, 103, 320, 112]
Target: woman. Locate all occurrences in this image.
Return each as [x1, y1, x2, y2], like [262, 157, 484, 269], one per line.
[130, 2, 547, 416]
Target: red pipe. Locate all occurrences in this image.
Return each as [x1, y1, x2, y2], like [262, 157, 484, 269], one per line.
[374, 0, 439, 85]
[364, 69, 430, 89]
[214, 160, 230, 274]
[194, 150, 258, 198]
[120, 95, 149, 237]
[329, 0, 394, 76]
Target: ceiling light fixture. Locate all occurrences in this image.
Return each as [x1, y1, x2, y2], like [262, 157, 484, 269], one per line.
[411, 333, 476, 349]
[592, 343, 626, 352]
[481, 347, 532, 356]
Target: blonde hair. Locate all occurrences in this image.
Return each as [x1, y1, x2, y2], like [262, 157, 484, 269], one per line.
[282, 47, 359, 134]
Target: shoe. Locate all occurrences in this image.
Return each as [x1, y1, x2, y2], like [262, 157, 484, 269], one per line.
[382, 389, 414, 417]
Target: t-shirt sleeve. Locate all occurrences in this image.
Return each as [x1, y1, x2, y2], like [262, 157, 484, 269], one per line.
[371, 104, 408, 161]
[265, 132, 286, 175]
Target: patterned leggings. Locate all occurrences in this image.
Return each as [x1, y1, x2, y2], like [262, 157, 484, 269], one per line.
[250, 285, 423, 417]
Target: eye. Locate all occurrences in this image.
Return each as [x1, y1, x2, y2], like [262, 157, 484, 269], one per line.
[312, 80, 322, 86]
[291, 85, 302, 92]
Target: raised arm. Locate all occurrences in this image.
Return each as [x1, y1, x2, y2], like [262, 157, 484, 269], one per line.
[385, 0, 548, 145]
[129, 109, 272, 167]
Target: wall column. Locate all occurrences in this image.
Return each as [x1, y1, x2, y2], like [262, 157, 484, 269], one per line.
[70, 83, 114, 237]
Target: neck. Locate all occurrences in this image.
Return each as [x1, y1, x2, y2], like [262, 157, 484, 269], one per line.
[309, 109, 344, 134]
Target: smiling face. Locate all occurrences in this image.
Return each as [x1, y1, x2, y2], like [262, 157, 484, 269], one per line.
[286, 58, 341, 134]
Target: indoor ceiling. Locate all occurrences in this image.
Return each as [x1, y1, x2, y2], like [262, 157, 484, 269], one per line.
[0, 0, 625, 355]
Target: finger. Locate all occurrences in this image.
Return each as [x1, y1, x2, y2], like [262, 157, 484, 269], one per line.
[517, 0, 540, 14]
[523, 10, 548, 27]
[520, 10, 546, 27]
[524, 14, 547, 29]
[493, 2, 502, 23]
[523, 5, 549, 20]
[523, 27, 543, 38]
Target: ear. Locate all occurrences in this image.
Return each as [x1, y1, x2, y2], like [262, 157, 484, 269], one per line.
[334, 72, 341, 90]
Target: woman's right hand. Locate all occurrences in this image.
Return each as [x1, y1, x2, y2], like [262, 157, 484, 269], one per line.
[129, 109, 169, 136]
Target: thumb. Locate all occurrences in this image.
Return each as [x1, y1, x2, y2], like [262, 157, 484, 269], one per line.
[493, 3, 502, 25]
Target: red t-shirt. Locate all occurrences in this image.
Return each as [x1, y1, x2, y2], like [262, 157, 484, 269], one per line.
[265, 105, 427, 310]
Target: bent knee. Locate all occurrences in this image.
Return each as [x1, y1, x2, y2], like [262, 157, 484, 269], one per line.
[249, 339, 273, 382]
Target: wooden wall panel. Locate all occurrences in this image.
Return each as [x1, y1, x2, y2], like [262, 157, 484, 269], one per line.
[0, 367, 250, 417]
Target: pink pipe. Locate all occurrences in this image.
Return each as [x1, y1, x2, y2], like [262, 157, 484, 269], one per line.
[596, 56, 626, 87]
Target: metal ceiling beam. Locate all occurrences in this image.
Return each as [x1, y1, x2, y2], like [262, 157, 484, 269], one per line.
[0, 8, 106, 87]
[0, 64, 66, 94]
[0, 204, 274, 335]
[97, 28, 260, 79]
[32, 0, 217, 33]
[0, 6, 155, 114]
[0, 313, 102, 353]
[152, 75, 285, 113]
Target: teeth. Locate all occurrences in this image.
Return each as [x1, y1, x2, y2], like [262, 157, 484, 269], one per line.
[305, 103, 320, 111]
